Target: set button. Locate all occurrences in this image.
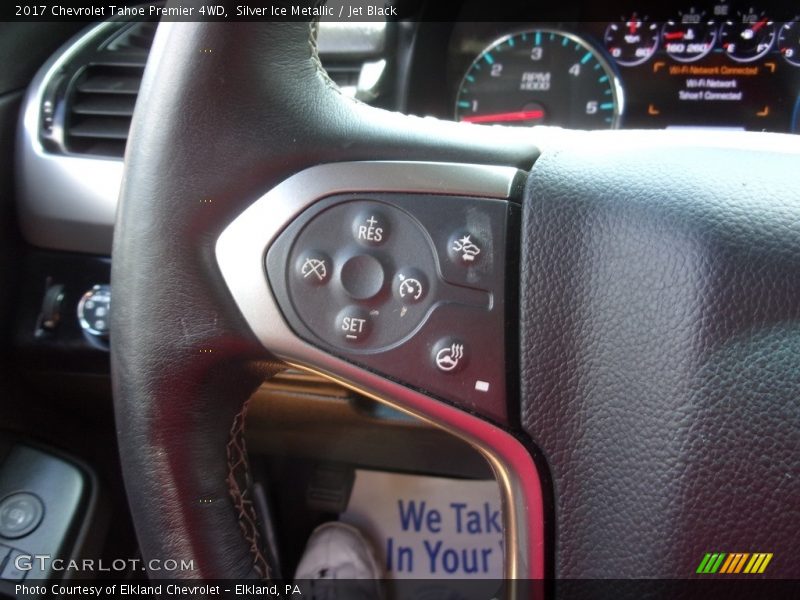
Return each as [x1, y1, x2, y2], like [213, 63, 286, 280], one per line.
[337, 306, 373, 344]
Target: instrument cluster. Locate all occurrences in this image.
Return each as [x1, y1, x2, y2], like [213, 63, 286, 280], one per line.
[442, 3, 800, 133]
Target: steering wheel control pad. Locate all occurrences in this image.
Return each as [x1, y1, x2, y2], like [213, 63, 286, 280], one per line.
[267, 194, 514, 424]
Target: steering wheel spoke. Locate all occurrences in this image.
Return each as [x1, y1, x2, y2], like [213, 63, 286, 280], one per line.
[112, 19, 542, 582]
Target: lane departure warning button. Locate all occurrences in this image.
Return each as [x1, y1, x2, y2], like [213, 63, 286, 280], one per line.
[448, 231, 482, 266]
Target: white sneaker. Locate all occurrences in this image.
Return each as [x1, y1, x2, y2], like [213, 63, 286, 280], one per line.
[294, 522, 384, 599]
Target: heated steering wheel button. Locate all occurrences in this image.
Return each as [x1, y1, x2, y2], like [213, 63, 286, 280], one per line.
[337, 307, 373, 344]
[353, 210, 389, 246]
[432, 338, 468, 374]
[448, 231, 482, 266]
[297, 251, 331, 286]
[340, 254, 385, 300]
[0, 493, 44, 539]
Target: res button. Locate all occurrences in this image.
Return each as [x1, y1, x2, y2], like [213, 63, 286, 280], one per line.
[352, 210, 390, 246]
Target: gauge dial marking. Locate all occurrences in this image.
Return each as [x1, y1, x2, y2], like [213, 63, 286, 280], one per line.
[778, 21, 800, 66]
[461, 109, 546, 124]
[720, 10, 775, 63]
[605, 14, 659, 66]
[662, 9, 717, 63]
[455, 30, 622, 129]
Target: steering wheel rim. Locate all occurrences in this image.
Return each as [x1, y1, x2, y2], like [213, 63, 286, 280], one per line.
[112, 17, 800, 586]
[111, 18, 540, 581]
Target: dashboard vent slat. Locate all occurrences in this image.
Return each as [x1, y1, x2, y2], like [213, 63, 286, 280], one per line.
[71, 94, 136, 117]
[105, 21, 158, 54]
[64, 65, 144, 158]
[68, 116, 131, 140]
[76, 72, 142, 95]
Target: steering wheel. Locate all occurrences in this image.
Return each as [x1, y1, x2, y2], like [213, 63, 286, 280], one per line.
[110, 19, 800, 584]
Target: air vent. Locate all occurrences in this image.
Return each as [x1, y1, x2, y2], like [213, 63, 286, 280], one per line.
[64, 64, 143, 158]
[41, 20, 387, 161]
[104, 21, 158, 54]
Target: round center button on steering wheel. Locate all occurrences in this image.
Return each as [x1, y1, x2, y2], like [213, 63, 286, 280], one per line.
[340, 254, 385, 300]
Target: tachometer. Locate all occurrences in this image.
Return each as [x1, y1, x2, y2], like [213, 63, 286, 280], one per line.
[455, 30, 622, 129]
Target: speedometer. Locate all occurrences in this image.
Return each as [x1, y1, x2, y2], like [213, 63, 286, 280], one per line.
[455, 30, 622, 129]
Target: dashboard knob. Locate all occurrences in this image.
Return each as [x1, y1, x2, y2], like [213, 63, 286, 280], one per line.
[77, 284, 111, 339]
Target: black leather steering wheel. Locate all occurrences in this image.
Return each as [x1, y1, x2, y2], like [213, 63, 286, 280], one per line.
[111, 18, 800, 585]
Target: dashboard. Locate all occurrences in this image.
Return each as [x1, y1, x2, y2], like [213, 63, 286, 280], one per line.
[14, 2, 800, 257]
[408, 2, 800, 134]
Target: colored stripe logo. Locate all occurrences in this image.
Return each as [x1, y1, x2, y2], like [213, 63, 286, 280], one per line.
[696, 552, 773, 574]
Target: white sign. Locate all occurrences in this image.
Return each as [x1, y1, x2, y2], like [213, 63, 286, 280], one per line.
[340, 470, 504, 580]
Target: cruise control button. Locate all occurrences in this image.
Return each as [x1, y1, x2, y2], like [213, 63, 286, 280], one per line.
[448, 231, 482, 265]
[432, 338, 468, 373]
[296, 251, 331, 286]
[394, 269, 427, 304]
[0, 493, 44, 539]
[340, 254, 385, 300]
[353, 210, 389, 246]
[337, 307, 373, 343]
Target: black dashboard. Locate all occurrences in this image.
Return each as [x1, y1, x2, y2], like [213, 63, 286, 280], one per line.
[406, 2, 800, 133]
[12, 1, 800, 261]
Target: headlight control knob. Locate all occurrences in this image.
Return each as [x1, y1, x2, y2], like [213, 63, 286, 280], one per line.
[77, 284, 111, 339]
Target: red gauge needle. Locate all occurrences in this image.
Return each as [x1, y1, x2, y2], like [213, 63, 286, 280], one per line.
[461, 110, 545, 123]
[628, 20, 638, 35]
[664, 31, 685, 40]
[751, 19, 768, 32]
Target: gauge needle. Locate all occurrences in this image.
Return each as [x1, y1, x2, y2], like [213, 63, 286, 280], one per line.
[461, 110, 545, 123]
[751, 19, 768, 32]
[664, 31, 685, 40]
